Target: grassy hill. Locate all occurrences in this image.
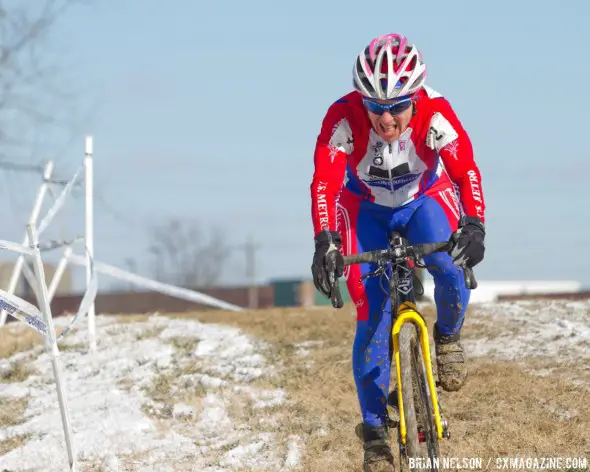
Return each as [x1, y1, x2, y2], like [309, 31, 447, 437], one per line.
[1, 299, 589, 471]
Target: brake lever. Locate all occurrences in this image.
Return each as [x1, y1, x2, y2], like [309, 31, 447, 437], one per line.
[360, 264, 387, 282]
[330, 280, 344, 308]
[463, 265, 478, 289]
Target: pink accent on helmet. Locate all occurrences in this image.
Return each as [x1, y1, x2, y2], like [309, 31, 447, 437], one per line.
[396, 36, 408, 65]
[368, 33, 405, 61]
[353, 32, 427, 99]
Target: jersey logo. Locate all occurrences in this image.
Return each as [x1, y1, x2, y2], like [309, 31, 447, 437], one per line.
[426, 112, 458, 152]
[444, 140, 460, 160]
[364, 163, 421, 190]
[368, 162, 410, 178]
[328, 118, 354, 162]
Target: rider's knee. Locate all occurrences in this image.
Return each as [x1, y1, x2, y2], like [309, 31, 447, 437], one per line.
[423, 252, 462, 281]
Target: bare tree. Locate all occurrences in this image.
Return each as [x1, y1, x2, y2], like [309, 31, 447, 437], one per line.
[148, 218, 230, 288]
[0, 0, 84, 163]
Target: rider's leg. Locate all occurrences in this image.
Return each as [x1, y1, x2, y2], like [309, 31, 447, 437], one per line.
[338, 191, 393, 427]
[338, 191, 395, 472]
[337, 195, 394, 472]
[403, 180, 471, 391]
[404, 183, 469, 335]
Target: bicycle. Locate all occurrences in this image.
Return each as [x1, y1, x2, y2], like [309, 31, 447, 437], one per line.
[329, 231, 477, 471]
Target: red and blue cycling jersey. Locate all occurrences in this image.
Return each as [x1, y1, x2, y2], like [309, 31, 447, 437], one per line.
[310, 86, 486, 235]
[311, 85, 486, 428]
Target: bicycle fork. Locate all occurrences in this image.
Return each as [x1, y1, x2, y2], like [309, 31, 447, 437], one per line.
[391, 302, 450, 444]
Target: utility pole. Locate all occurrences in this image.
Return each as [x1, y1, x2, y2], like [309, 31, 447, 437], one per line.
[229, 236, 261, 309]
[243, 236, 260, 309]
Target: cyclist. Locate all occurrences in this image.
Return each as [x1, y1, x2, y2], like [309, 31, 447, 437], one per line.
[310, 33, 486, 471]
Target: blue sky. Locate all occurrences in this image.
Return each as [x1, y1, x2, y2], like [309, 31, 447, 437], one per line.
[1, 0, 589, 291]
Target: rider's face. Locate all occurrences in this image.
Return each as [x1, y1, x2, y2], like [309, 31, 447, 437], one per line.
[367, 100, 414, 142]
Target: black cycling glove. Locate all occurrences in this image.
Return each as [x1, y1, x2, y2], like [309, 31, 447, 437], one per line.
[449, 215, 485, 268]
[311, 229, 344, 298]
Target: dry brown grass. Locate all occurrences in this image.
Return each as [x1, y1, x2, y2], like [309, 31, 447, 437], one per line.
[0, 360, 33, 383]
[2, 305, 589, 471]
[139, 333, 205, 423]
[140, 362, 208, 422]
[0, 322, 43, 359]
[441, 361, 589, 456]
[0, 395, 28, 426]
[0, 396, 30, 457]
[0, 433, 30, 457]
[153, 304, 590, 471]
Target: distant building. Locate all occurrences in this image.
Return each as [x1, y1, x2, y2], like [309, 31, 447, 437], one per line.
[0, 260, 73, 297]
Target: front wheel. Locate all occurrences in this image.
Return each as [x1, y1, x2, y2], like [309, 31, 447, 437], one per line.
[398, 322, 440, 471]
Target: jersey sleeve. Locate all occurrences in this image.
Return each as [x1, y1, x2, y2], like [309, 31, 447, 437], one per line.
[310, 101, 353, 235]
[426, 98, 486, 222]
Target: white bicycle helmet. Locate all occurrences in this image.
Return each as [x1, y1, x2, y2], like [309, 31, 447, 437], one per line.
[353, 33, 427, 100]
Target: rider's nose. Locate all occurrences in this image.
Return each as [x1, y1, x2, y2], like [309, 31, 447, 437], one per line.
[380, 111, 395, 123]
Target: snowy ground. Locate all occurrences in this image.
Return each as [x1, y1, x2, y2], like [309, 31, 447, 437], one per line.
[463, 299, 590, 387]
[1, 299, 589, 471]
[465, 299, 590, 361]
[0, 315, 301, 472]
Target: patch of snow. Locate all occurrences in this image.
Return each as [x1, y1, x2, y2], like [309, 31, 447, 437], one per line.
[466, 300, 590, 362]
[172, 403, 195, 419]
[192, 324, 273, 383]
[315, 427, 329, 437]
[220, 433, 278, 470]
[293, 340, 324, 368]
[174, 373, 228, 389]
[295, 348, 310, 357]
[0, 315, 301, 471]
[233, 385, 287, 409]
[283, 435, 301, 469]
[294, 340, 324, 348]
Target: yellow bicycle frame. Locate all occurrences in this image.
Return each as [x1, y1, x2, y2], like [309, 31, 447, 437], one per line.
[391, 302, 444, 444]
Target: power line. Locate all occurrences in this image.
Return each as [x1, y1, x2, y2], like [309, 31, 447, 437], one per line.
[0, 159, 307, 294]
[230, 236, 261, 309]
[93, 190, 155, 233]
[0, 161, 45, 173]
[0, 159, 85, 186]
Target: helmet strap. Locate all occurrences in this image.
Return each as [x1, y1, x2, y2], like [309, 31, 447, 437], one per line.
[411, 92, 420, 116]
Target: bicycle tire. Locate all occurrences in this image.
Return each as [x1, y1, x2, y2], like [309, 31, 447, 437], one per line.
[398, 323, 422, 469]
[398, 322, 441, 471]
[411, 330, 441, 468]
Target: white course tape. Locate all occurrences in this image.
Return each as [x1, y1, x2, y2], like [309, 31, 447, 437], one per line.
[57, 248, 98, 340]
[0, 240, 97, 340]
[37, 165, 83, 236]
[0, 288, 48, 336]
[68, 253, 243, 312]
[39, 237, 85, 252]
[0, 239, 34, 256]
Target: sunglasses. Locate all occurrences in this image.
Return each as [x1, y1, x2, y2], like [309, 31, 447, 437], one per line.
[363, 96, 413, 116]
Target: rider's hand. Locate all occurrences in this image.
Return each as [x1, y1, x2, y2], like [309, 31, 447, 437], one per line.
[311, 229, 344, 298]
[449, 215, 485, 268]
